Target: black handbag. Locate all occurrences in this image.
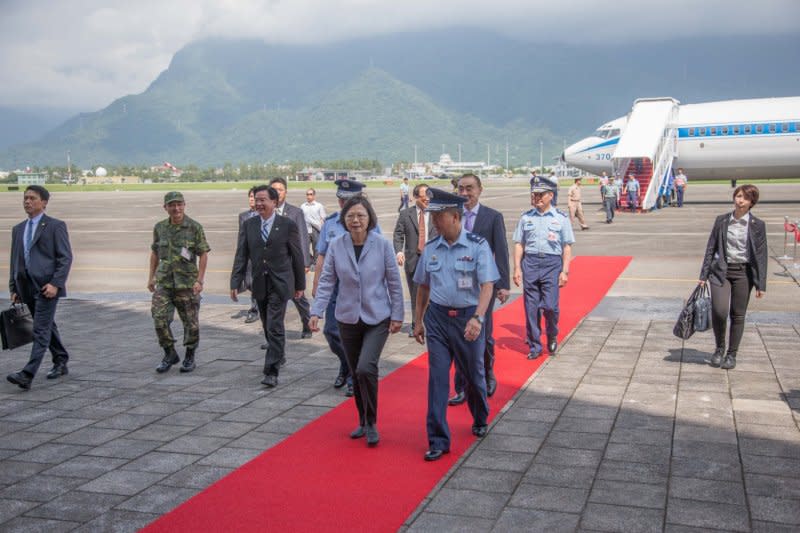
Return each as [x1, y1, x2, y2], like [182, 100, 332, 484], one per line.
[0, 304, 34, 350]
[673, 284, 705, 340]
[693, 284, 712, 332]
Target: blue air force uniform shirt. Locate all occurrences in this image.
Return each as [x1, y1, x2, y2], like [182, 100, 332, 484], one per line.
[317, 212, 382, 256]
[413, 230, 499, 308]
[513, 207, 575, 256]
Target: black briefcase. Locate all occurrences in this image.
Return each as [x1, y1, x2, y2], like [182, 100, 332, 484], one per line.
[0, 304, 34, 350]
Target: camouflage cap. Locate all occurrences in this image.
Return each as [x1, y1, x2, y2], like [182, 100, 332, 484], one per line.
[164, 191, 184, 204]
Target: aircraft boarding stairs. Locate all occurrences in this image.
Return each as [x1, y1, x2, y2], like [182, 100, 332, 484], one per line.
[612, 98, 679, 211]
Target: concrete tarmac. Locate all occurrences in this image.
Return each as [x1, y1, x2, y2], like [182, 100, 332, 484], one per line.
[0, 182, 798, 531]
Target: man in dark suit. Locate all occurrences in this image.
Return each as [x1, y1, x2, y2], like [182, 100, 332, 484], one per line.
[230, 185, 306, 387]
[7, 185, 73, 390]
[393, 183, 438, 336]
[270, 178, 312, 338]
[450, 174, 510, 402]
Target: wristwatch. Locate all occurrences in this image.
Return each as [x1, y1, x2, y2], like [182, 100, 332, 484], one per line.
[472, 314, 484, 324]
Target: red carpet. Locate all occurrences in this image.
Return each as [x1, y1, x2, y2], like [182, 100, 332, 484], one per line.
[143, 256, 630, 533]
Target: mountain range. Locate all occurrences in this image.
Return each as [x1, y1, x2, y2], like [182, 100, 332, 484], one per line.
[2, 31, 798, 168]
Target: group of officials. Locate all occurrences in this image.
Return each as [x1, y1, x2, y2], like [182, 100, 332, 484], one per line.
[5, 175, 576, 461]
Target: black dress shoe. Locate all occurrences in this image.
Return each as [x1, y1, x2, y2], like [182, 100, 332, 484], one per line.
[424, 449, 449, 462]
[486, 376, 497, 397]
[710, 347, 725, 367]
[333, 374, 347, 388]
[472, 425, 489, 437]
[350, 426, 365, 439]
[345, 383, 354, 397]
[7, 371, 32, 390]
[448, 391, 466, 406]
[301, 330, 312, 339]
[46, 363, 68, 379]
[365, 424, 379, 447]
[261, 375, 278, 388]
[244, 312, 259, 324]
[547, 337, 558, 355]
[527, 350, 542, 360]
[721, 353, 737, 370]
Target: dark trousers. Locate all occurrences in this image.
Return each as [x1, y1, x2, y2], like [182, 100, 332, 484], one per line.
[398, 195, 409, 212]
[323, 284, 351, 381]
[20, 284, 68, 378]
[258, 290, 288, 376]
[425, 303, 489, 452]
[338, 318, 390, 426]
[291, 294, 311, 332]
[405, 265, 419, 328]
[604, 197, 616, 222]
[522, 254, 562, 354]
[627, 190, 639, 211]
[710, 263, 753, 355]
[676, 186, 685, 207]
[309, 228, 320, 267]
[454, 292, 497, 393]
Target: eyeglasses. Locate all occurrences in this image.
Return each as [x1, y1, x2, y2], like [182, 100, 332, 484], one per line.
[344, 214, 368, 221]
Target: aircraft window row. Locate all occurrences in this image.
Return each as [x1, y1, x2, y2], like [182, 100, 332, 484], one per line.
[687, 122, 798, 137]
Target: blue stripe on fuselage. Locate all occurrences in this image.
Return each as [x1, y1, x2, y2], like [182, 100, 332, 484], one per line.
[576, 137, 620, 154]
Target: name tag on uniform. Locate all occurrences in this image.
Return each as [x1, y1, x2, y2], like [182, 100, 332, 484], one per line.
[457, 277, 473, 289]
[180, 247, 192, 260]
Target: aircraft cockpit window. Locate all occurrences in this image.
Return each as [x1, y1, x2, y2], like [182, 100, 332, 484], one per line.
[593, 129, 609, 138]
[609, 129, 620, 138]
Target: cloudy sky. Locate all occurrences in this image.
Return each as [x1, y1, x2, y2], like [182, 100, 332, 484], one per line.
[2, 0, 798, 112]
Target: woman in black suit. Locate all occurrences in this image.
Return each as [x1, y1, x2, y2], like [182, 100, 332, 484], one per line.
[698, 184, 767, 370]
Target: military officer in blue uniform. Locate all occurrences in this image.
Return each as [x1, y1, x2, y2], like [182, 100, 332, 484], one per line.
[513, 175, 574, 359]
[313, 179, 381, 395]
[413, 188, 499, 462]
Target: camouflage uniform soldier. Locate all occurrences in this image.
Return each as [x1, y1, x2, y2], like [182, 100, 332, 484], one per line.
[148, 191, 210, 373]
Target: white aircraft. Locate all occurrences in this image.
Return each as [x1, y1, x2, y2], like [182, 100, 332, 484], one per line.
[562, 96, 800, 209]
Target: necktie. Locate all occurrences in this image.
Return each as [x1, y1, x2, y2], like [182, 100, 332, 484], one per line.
[417, 210, 426, 253]
[24, 219, 35, 265]
[464, 210, 475, 231]
[261, 219, 270, 243]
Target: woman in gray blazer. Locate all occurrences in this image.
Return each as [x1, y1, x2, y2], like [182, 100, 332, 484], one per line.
[309, 197, 404, 447]
[699, 184, 767, 370]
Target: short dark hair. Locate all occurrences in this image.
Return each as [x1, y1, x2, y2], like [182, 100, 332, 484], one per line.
[459, 173, 482, 188]
[306, 188, 316, 195]
[413, 183, 429, 198]
[248, 186, 257, 196]
[734, 184, 759, 208]
[338, 196, 378, 232]
[269, 177, 288, 188]
[25, 185, 50, 202]
[253, 184, 278, 201]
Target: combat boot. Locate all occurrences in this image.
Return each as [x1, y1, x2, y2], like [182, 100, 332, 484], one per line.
[156, 346, 180, 373]
[180, 347, 196, 373]
[721, 351, 737, 370]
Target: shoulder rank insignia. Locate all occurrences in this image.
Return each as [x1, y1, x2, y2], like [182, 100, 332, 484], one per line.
[466, 233, 486, 244]
[556, 208, 569, 218]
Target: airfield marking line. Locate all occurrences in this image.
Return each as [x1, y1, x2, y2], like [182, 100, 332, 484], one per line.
[618, 276, 796, 285]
